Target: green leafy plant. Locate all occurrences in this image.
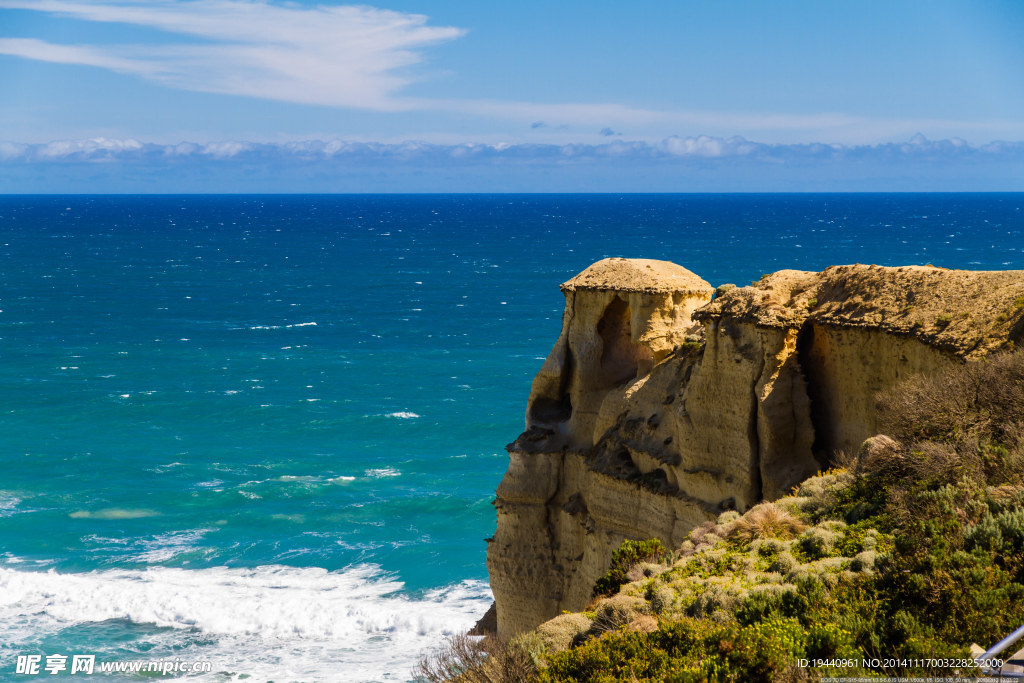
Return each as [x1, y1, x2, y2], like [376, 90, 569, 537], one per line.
[593, 539, 666, 597]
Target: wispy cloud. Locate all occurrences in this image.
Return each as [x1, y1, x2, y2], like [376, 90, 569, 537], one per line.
[3, 1, 1024, 143]
[0, 0, 464, 110]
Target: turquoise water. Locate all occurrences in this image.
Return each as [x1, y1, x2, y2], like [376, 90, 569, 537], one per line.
[0, 194, 1022, 681]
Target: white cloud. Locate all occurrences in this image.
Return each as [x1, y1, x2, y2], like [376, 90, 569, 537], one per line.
[0, 37, 162, 74]
[0, 0, 464, 110]
[36, 136, 144, 158]
[3, 135, 1022, 192]
[3, 1, 1023, 144]
[3, 134, 1021, 164]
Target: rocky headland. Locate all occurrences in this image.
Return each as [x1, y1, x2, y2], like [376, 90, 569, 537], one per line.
[486, 257, 1024, 641]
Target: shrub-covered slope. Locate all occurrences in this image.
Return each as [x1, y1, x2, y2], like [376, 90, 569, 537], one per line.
[420, 351, 1024, 682]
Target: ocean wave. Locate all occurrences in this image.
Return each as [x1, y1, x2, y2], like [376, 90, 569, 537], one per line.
[131, 529, 217, 564]
[248, 322, 318, 330]
[0, 493, 22, 518]
[274, 475, 321, 483]
[364, 467, 401, 478]
[80, 528, 217, 565]
[0, 562, 492, 681]
[384, 411, 420, 419]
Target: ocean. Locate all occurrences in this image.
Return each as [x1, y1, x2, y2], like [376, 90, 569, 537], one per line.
[0, 193, 1021, 681]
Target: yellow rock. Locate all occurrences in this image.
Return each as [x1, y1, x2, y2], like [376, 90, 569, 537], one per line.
[487, 258, 1024, 639]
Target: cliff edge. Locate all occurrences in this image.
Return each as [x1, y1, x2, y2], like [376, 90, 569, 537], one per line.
[487, 258, 1024, 639]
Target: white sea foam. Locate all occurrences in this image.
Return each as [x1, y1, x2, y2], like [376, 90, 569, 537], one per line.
[0, 493, 21, 517]
[131, 529, 216, 564]
[384, 411, 420, 419]
[0, 562, 492, 682]
[364, 467, 401, 478]
[249, 322, 318, 330]
[274, 475, 321, 483]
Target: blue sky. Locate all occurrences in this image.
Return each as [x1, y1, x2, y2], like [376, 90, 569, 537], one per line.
[1, 0, 1023, 191]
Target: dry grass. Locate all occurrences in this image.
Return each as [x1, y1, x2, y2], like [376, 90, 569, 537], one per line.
[727, 502, 807, 545]
[413, 634, 536, 683]
[591, 595, 647, 634]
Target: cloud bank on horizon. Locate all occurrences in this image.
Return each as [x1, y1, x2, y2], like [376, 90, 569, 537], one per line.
[2, 134, 1022, 193]
[4, 133, 1022, 163]
[1, 0, 1023, 191]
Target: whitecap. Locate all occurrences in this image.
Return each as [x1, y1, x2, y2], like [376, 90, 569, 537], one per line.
[364, 467, 400, 478]
[149, 462, 185, 474]
[0, 493, 21, 517]
[384, 411, 420, 419]
[249, 322, 317, 330]
[0, 563, 492, 681]
[131, 529, 216, 563]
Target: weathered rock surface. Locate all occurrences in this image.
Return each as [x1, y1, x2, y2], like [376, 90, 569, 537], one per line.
[487, 259, 1024, 639]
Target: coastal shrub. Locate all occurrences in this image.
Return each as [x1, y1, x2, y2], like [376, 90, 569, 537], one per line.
[850, 550, 876, 572]
[767, 551, 798, 574]
[716, 509, 740, 525]
[684, 520, 725, 554]
[796, 526, 841, 560]
[508, 631, 547, 672]
[649, 585, 677, 615]
[590, 595, 647, 634]
[686, 584, 740, 618]
[541, 615, 859, 683]
[413, 634, 536, 683]
[592, 539, 665, 597]
[537, 613, 592, 652]
[875, 350, 1024, 486]
[965, 507, 1024, 572]
[714, 283, 736, 299]
[539, 627, 672, 682]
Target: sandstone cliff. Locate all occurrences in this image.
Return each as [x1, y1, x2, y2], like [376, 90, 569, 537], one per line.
[487, 258, 1024, 640]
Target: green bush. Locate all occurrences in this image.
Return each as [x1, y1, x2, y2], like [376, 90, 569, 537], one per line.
[541, 616, 860, 683]
[593, 539, 666, 597]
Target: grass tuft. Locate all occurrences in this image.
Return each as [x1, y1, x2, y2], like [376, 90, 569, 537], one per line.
[728, 502, 807, 545]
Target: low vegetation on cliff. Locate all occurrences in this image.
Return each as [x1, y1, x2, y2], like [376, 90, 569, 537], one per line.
[418, 351, 1024, 682]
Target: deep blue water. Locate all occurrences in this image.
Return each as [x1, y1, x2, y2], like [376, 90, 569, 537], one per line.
[0, 194, 1021, 681]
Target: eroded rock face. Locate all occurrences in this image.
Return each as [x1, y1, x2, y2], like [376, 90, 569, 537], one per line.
[487, 259, 1024, 639]
[525, 258, 714, 450]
